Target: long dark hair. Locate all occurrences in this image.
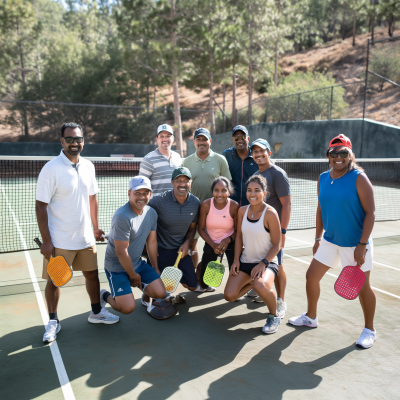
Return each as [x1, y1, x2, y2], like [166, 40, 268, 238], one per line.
[326, 138, 364, 172]
[211, 176, 235, 196]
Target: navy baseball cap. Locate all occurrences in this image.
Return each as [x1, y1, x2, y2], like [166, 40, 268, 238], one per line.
[129, 176, 152, 191]
[171, 167, 192, 180]
[194, 127, 211, 140]
[250, 138, 271, 152]
[232, 125, 249, 136]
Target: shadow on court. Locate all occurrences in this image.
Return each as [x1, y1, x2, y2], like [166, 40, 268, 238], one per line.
[1, 292, 356, 400]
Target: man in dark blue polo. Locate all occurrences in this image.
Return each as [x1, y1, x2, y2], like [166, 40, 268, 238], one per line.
[222, 125, 258, 206]
[147, 167, 201, 302]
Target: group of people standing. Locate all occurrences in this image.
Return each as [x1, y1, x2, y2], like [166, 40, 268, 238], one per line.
[36, 121, 377, 349]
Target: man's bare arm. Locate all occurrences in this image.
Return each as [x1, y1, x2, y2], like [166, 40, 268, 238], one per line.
[35, 200, 54, 260]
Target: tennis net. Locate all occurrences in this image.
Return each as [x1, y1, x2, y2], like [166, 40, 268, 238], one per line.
[1, 156, 399, 254]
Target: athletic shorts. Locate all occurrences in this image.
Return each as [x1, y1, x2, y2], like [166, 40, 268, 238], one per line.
[277, 249, 283, 265]
[239, 261, 279, 280]
[198, 241, 234, 288]
[314, 237, 373, 272]
[42, 245, 97, 280]
[105, 260, 160, 297]
[147, 247, 198, 288]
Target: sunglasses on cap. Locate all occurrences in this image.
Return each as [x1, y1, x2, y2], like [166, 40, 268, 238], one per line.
[329, 151, 349, 159]
[64, 136, 84, 144]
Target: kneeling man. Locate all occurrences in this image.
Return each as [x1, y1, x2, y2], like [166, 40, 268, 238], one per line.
[101, 176, 176, 319]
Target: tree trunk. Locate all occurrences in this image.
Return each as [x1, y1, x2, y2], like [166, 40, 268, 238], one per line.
[17, 23, 29, 137]
[274, 43, 278, 87]
[388, 16, 393, 37]
[232, 61, 237, 126]
[248, 42, 253, 125]
[371, 15, 375, 42]
[222, 62, 226, 133]
[146, 80, 150, 109]
[352, 10, 357, 46]
[209, 69, 215, 135]
[170, 0, 183, 155]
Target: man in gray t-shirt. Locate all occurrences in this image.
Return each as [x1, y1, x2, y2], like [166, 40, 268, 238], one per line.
[248, 139, 291, 319]
[101, 176, 177, 320]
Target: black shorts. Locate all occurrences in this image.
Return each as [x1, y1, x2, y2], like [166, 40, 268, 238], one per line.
[239, 261, 279, 280]
[198, 241, 235, 288]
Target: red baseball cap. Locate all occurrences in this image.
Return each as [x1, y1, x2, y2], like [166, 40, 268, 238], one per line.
[328, 134, 352, 150]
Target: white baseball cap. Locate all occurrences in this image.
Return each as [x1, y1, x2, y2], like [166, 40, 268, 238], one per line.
[157, 124, 174, 136]
[129, 176, 152, 191]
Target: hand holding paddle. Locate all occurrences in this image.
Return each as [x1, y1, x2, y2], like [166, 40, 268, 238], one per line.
[94, 228, 106, 242]
[38, 239, 55, 260]
[354, 244, 368, 267]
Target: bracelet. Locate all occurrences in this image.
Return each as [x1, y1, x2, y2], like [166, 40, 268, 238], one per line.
[358, 242, 368, 246]
[315, 238, 322, 242]
[281, 229, 287, 234]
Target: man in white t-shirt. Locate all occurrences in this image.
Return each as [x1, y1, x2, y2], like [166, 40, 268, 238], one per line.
[36, 122, 119, 344]
[139, 124, 182, 196]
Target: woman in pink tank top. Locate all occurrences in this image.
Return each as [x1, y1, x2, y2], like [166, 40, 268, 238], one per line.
[224, 175, 282, 334]
[198, 177, 239, 291]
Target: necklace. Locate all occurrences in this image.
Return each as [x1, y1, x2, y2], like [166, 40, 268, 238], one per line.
[330, 168, 348, 184]
[250, 205, 264, 218]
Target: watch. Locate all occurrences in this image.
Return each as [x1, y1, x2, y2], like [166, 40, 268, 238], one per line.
[261, 259, 269, 266]
[281, 229, 287, 234]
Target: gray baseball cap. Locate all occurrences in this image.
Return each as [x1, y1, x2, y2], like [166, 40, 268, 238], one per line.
[250, 138, 271, 152]
[129, 176, 152, 191]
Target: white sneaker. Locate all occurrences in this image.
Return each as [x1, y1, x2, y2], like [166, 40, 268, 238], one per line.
[141, 293, 149, 307]
[288, 312, 318, 328]
[246, 289, 258, 297]
[277, 298, 287, 319]
[262, 314, 281, 334]
[356, 328, 377, 349]
[253, 296, 264, 303]
[88, 307, 120, 324]
[43, 320, 61, 343]
[194, 284, 215, 292]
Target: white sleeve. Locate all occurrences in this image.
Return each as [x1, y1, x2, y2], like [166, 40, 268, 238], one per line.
[89, 163, 99, 195]
[36, 165, 56, 203]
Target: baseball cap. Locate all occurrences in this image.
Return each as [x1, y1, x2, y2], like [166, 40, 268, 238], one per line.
[328, 134, 352, 150]
[129, 176, 152, 191]
[232, 125, 249, 137]
[157, 124, 174, 136]
[250, 138, 271, 152]
[194, 127, 211, 140]
[171, 167, 192, 180]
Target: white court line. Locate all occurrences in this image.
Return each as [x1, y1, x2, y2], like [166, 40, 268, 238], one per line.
[286, 235, 400, 272]
[284, 253, 400, 300]
[1, 184, 76, 400]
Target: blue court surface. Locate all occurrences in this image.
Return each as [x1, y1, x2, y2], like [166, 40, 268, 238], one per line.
[1, 221, 399, 400]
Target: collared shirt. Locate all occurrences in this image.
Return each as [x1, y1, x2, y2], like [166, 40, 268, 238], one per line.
[258, 163, 291, 220]
[139, 148, 182, 195]
[104, 203, 157, 272]
[148, 190, 200, 249]
[36, 150, 99, 250]
[222, 146, 259, 206]
[182, 149, 232, 203]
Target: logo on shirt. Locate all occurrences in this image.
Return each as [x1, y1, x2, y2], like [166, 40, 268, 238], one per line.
[117, 288, 123, 292]
[223, 215, 226, 218]
[190, 213, 194, 215]
[250, 163, 253, 165]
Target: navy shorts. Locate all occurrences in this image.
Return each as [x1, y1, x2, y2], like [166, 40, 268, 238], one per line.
[105, 259, 160, 297]
[239, 261, 279, 280]
[147, 247, 198, 288]
[277, 249, 283, 265]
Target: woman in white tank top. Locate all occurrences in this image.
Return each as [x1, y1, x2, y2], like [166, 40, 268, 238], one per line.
[224, 175, 282, 334]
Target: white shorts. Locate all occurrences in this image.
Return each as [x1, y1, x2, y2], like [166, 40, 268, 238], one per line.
[314, 237, 373, 272]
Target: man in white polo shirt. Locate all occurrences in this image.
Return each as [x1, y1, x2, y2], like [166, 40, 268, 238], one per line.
[139, 124, 182, 196]
[36, 122, 119, 344]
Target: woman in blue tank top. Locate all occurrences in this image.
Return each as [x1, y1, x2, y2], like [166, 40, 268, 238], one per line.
[289, 134, 377, 349]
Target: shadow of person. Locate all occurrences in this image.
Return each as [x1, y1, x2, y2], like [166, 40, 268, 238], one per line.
[206, 326, 357, 400]
[1, 293, 347, 400]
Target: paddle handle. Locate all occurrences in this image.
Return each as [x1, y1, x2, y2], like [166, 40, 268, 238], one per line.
[34, 238, 42, 248]
[174, 252, 183, 268]
[218, 253, 224, 262]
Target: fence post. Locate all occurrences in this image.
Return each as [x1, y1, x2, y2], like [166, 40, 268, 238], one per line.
[297, 94, 300, 122]
[361, 38, 370, 158]
[265, 100, 269, 123]
[329, 86, 334, 120]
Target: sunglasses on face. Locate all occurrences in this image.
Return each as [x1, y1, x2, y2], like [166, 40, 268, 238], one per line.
[329, 151, 349, 159]
[64, 136, 84, 144]
[234, 135, 247, 142]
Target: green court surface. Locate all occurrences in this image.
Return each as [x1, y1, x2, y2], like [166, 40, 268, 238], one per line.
[1, 221, 399, 400]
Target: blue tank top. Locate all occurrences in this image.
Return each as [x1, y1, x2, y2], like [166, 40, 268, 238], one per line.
[319, 169, 367, 247]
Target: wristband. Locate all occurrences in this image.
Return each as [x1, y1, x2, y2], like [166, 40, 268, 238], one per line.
[358, 242, 368, 246]
[261, 258, 269, 266]
[281, 229, 287, 234]
[315, 238, 322, 242]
